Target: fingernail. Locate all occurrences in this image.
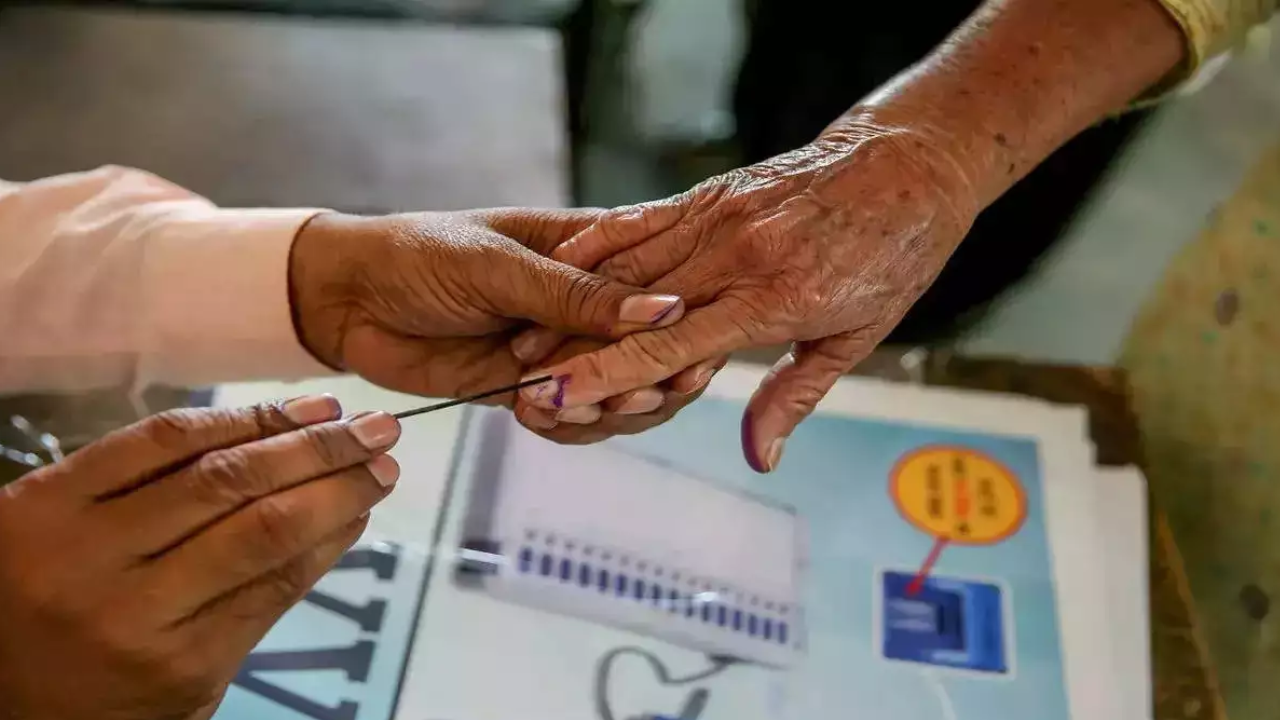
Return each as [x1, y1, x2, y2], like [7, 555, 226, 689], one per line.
[765, 438, 786, 472]
[742, 414, 776, 474]
[345, 411, 401, 450]
[619, 294, 683, 326]
[556, 404, 602, 424]
[520, 374, 569, 409]
[366, 454, 400, 488]
[615, 388, 664, 415]
[282, 394, 341, 425]
[682, 364, 719, 395]
[519, 406, 559, 431]
[510, 332, 543, 363]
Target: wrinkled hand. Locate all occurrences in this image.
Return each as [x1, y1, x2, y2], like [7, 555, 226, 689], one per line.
[509, 333, 726, 443]
[0, 397, 399, 720]
[512, 119, 978, 471]
[289, 208, 684, 404]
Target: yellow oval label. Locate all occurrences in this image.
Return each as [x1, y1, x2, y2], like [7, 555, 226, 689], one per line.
[890, 445, 1026, 545]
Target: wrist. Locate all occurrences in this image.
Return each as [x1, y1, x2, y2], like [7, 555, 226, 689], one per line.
[815, 111, 982, 236]
[824, 0, 1185, 211]
[288, 211, 365, 372]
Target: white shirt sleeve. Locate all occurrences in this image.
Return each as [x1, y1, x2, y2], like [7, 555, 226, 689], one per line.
[0, 165, 334, 394]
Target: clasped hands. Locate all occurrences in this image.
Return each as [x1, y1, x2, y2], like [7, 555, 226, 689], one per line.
[292, 117, 978, 473]
[0, 117, 983, 720]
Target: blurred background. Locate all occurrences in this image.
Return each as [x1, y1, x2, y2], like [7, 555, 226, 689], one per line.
[0, 0, 1277, 444]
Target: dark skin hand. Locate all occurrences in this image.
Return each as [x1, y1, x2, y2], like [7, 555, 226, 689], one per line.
[0, 398, 400, 720]
[511, 0, 1188, 470]
[286, 208, 687, 409]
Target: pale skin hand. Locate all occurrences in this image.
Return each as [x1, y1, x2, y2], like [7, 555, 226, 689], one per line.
[0, 397, 401, 720]
[511, 0, 1187, 471]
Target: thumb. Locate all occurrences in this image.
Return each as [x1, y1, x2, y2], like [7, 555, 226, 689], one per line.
[496, 251, 686, 338]
[741, 333, 866, 473]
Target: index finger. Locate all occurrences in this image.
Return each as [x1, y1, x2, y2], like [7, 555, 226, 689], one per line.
[108, 411, 400, 557]
[518, 298, 769, 410]
[53, 397, 340, 501]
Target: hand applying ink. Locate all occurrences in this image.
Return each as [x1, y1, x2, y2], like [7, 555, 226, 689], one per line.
[288, 208, 685, 403]
[0, 398, 401, 720]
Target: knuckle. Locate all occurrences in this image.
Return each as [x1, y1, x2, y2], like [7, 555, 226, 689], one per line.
[135, 403, 289, 452]
[247, 400, 296, 435]
[557, 272, 609, 323]
[717, 293, 784, 343]
[188, 448, 260, 507]
[624, 335, 681, 377]
[259, 558, 315, 609]
[247, 494, 309, 558]
[598, 253, 643, 285]
[299, 424, 361, 469]
[137, 408, 209, 448]
[785, 380, 830, 417]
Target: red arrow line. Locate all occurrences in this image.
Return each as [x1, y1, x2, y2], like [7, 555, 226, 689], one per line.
[907, 535, 950, 596]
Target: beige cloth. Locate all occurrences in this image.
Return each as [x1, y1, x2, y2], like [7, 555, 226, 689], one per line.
[0, 166, 330, 394]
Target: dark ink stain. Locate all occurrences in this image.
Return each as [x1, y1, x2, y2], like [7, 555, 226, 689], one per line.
[994, 133, 1009, 147]
[1215, 289, 1240, 326]
[552, 375, 570, 409]
[1240, 583, 1270, 621]
[649, 301, 679, 325]
[1007, 163, 1016, 175]
[898, 189, 912, 200]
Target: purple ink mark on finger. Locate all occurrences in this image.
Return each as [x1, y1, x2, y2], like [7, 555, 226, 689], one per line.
[741, 413, 767, 474]
[649, 301, 680, 325]
[552, 375, 571, 409]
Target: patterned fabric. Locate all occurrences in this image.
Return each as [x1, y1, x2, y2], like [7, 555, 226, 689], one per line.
[1121, 142, 1280, 719]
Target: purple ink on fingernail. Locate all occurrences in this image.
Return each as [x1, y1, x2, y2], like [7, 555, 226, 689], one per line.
[649, 301, 680, 325]
[552, 375, 571, 409]
[741, 413, 767, 474]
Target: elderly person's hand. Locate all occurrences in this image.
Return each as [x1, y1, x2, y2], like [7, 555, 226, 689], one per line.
[288, 208, 685, 406]
[509, 122, 975, 465]
[0, 398, 397, 720]
[508, 332, 727, 441]
[508, 0, 1189, 470]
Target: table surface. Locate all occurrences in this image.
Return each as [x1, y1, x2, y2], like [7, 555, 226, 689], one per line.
[212, 353, 1192, 720]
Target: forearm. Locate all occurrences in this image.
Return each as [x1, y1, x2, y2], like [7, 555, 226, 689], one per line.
[829, 0, 1187, 211]
[0, 167, 330, 395]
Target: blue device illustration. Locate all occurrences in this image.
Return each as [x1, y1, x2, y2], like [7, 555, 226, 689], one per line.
[880, 571, 1010, 674]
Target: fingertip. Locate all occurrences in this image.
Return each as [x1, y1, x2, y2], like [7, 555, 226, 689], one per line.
[519, 374, 572, 410]
[282, 394, 342, 426]
[510, 328, 563, 364]
[516, 404, 559, 431]
[344, 411, 401, 451]
[366, 454, 400, 488]
[618, 294, 684, 329]
[606, 388, 665, 415]
[741, 412, 770, 474]
[555, 404, 603, 424]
